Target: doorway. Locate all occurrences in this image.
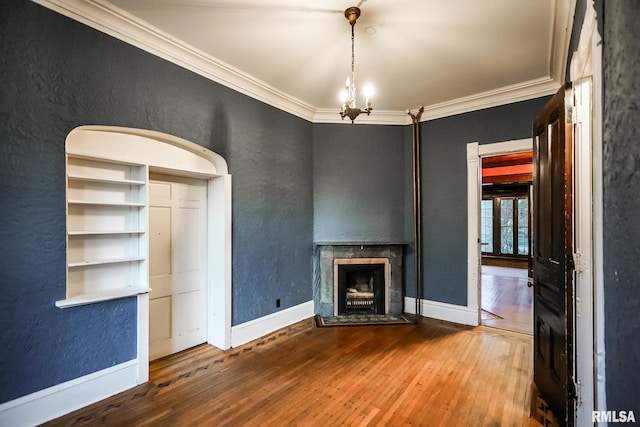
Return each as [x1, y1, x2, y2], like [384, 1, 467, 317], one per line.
[149, 174, 208, 361]
[466, 138, 531, 331]
[479, 153, 533, 334]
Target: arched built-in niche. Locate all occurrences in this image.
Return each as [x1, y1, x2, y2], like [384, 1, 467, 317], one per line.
[62, 126, 232, 383]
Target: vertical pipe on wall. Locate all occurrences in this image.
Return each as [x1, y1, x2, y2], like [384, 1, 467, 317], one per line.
[408, 107, 424, 318]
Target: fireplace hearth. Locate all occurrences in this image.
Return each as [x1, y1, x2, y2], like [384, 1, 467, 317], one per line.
[313, 243, 405, 317]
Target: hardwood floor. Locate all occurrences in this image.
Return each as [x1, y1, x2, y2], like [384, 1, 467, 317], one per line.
[481, 266, 533, 335]
[44, 318, 539, 427]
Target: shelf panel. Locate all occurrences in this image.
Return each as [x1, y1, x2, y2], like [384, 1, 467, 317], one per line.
[55, 286, 151, 308]
[68, 174, 145, 186]
[67, 151, 145, 167]
[68, 256, 146, 268]
[68, 199, 145, 207]
[68, 230, 145, 236]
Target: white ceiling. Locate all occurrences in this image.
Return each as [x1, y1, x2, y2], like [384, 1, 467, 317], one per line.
[38, 0, 575, 123]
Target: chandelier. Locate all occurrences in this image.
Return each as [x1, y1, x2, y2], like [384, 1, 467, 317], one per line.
[339, 6, 372, 122]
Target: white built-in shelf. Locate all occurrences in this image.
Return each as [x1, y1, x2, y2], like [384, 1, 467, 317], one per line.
[68, 230, 145, 236]
[62, 151, 149, 309]
[55, 286, 151, 309]
[68, 174, 145, 186]
[68, 256, 146, 268]
[67, 199, 145, 207]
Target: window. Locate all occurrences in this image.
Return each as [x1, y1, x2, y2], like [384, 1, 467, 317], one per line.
[481, 199, 493, 253]
[481, 185, 530, 259]
[517, 198, 529, 256]
[500, 198, 514, 254]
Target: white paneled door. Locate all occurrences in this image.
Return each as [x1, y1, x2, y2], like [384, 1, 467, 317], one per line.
[149, 174, 207, 361]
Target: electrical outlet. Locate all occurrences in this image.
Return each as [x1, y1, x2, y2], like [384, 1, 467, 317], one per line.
[276, 299, 281, 308]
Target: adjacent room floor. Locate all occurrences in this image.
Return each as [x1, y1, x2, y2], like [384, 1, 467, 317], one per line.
[481, 265, 533, 335]
[45, 318, 539, 427]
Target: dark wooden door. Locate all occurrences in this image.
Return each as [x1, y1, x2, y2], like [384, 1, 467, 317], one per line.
[532, 84, 575, 426]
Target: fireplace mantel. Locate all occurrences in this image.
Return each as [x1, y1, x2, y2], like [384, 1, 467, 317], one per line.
[313, 243, 405, 316]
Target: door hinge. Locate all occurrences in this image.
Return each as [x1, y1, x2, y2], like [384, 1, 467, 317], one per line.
[569, 380, 579, 402]
[570, 252, 582, 273]
[574, 380, 582, 405]
[567, 253, 576, 271]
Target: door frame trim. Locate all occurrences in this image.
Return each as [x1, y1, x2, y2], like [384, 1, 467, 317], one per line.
[467, 138, 532, 327]
[569, 1, 605, 421]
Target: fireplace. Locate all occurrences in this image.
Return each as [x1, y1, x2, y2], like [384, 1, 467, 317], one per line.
[336, 259, 387, 315]
[313, 243, 404, 317]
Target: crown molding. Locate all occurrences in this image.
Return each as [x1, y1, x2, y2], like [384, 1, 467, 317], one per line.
[32, 0, 571, 125]
[549, 0, 577, 86]
[418, 76, 561, 123]
[32, 0, 318, 121]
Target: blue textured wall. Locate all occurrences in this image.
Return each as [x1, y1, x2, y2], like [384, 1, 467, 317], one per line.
[602, 0, 640, 415]
[312, 124, 410, 243]
[419, 98, 551, 305]
[230, 100, 313, 324]
[0, 0, 312, 403]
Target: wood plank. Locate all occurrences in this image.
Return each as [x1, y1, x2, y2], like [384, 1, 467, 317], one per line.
[44, 318, 540, 427]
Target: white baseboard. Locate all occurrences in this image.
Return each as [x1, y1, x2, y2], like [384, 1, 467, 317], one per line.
[231, 300, 314, 348]
[0, 359, 139, 427]
[404, 297, 479, 326]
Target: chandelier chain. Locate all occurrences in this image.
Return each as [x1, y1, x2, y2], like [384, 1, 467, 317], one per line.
[351, 24, 355, 87]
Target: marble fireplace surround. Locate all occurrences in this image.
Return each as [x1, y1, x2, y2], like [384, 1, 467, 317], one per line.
[314, 243, 405, 317]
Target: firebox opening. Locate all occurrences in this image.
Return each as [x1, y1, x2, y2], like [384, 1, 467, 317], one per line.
[337, 264, 385, 315]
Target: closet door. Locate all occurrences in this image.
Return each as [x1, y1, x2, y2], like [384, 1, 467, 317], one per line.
[149, 175, 207, 360]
